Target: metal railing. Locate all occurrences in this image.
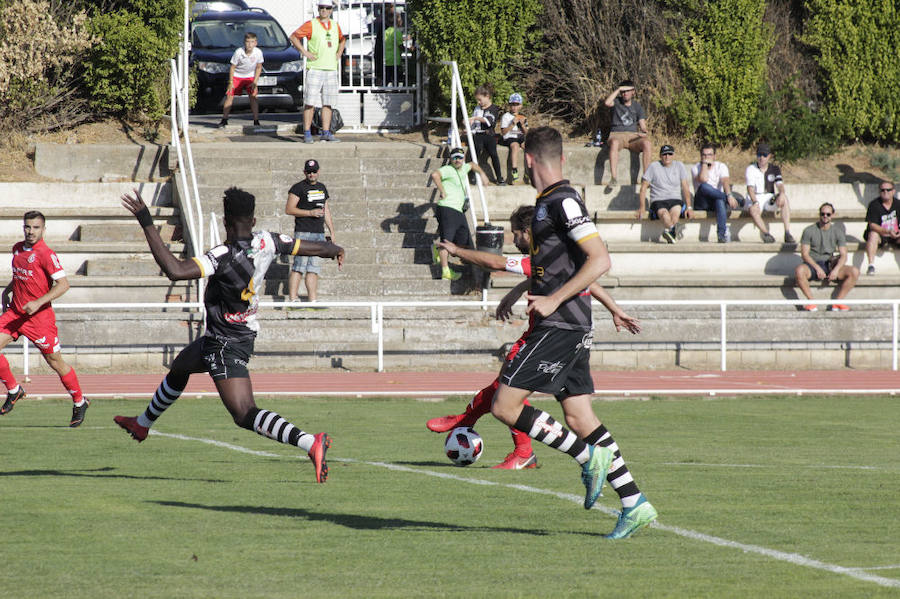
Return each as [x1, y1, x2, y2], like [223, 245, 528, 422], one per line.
[18, 297, 900, 376]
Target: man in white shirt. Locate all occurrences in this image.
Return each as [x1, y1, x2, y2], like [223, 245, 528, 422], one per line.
[691, 144, 738, 243]
[219, 32, 264, 128]
[744, 143, 794, 244]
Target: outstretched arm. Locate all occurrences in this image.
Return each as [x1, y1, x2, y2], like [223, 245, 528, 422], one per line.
[588, 282, 640, 334]
[122, 189, 201, 281]
[437, 240, 507, 270]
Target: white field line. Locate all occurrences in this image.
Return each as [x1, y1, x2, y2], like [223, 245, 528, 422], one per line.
[151, 430, 900, 590]
[662, 462, 884, 471]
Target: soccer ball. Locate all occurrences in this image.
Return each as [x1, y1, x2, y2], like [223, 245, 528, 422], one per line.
[444, 427, 484, 466]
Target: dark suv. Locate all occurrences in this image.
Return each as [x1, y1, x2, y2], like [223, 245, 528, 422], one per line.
[191, 8, 303, 111]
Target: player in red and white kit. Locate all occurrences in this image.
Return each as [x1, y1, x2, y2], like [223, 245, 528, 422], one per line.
[426, 205, 640, 468]
[0, 211, 88, 426]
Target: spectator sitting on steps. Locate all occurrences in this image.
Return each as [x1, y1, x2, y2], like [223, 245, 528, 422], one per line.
[691, 143, 738, 243]
[794, 202, 859, 312]
[863, 180, 900, 276]
[637, 144, 693, 244]
[603, 79, 652, 187]
[744, 143, 794, 244]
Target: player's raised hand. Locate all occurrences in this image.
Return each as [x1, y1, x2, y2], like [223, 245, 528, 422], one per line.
[121, 189, 147, 215]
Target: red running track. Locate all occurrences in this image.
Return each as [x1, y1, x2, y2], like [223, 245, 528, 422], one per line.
[9, 370, 900, 399]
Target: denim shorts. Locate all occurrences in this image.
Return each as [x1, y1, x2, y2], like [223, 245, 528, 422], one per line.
[292, 231, 326, 274]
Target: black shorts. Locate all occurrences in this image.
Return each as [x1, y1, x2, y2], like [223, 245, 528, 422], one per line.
[201, 335, 254, 380]
[649, 199, 685, 220]
[865, 227, 900, 247]
[499, 135, 524, 147]
[499, 325, 594, 400]
[436, 205, 472, 246]
[803, 259, 834, 282]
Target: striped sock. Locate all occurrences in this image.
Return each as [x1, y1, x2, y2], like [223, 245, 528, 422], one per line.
[137, 373, 187, 429]
[514, 404, 590, 464]
[247, 408, 315, 452]
[585, 424, 642, 508]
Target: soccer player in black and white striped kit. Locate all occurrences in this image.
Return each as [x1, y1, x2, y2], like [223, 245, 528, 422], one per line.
[489, 126, 658, 538]
[114, 187, 344, 483]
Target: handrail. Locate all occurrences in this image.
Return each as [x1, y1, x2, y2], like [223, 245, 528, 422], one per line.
[19, 298, 900, 376]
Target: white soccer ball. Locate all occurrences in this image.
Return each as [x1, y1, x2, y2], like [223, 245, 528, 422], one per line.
[444, 426, 484, 466]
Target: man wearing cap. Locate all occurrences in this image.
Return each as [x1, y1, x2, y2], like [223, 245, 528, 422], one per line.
[637, 145, 693, 243]
[603, 80, 653, 186]
[291, 2, 346, 143]
[499, 93, 528, 184]
[429, 148, 491, 281]
[285, 159, 336, 303]
[744, 143, 794, 244]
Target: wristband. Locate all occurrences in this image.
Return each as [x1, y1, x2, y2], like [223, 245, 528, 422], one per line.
[135, 206, 153, 228]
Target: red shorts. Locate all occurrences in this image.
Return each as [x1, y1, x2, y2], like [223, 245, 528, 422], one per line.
[228, 77, 257, 97]
[0, 308, 61, 354]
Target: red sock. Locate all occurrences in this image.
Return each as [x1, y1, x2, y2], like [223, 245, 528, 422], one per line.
[59, 368, 83, 403]
[462, 379, 500, 425]
[510, 398, 534, 457]
[0, 354, 17, 391]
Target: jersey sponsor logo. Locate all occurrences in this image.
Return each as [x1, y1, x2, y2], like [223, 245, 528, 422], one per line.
[536, 204, 548, 221]
[577, 332, 594, 350]
[279, 233, 293, 243]
[537, 360, 565, 375]
[565, 214, 592, 229]
[27, 254, 36, 263]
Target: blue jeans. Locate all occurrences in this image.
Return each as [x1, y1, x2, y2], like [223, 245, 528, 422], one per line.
[693, 183, 730, 240]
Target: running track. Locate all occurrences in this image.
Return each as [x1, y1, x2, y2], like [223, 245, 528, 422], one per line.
[13, 370, 900, 398]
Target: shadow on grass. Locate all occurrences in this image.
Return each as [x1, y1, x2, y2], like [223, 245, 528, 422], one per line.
[152, 500, 553, 535]
[0, 466, 226, 483]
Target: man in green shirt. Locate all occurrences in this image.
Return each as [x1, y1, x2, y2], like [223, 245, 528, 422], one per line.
[795, 202, 859, 311]
[429, 147, 491, 281]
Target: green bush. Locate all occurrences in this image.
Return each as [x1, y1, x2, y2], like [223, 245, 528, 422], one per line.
[408, 0, 541, 114]
[750, 81, 839, 162]
[801, 0, 900, 143]
[84, 7, 178, 118]
[668, 0, 772, 143]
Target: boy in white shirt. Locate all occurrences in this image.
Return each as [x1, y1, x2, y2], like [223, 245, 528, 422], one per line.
[219, 32, 264, 128]
[691, 144, 738, 243]
[499, 93, 528, 184]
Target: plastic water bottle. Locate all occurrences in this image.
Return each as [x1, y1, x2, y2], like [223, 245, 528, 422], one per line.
[724, 224, 731, 242]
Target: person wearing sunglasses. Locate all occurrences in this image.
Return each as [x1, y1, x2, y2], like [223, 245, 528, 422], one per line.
[794, 202, 859, 312]
[744, 143, 794, 244]
[863, 181, 900, 275]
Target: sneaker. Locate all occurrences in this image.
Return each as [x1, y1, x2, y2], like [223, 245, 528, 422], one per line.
[308, 432, 331, 483]
[442, 269, 462, 281]
[803, 304, 818, 312]
[0, 386, 25, 415]
[303, 131, 314, 144]
[608, 177, 618, 187]
[70, 399, 90, 428]
[426, 413, 469, 433]
[867, 265, 876, 276]
[320, 131, 340, 142]
[431, 244, 440, 265]
[581, 445, 614, 510]
[497, 180, 507, 186]
[661, 229, 675, 244]
[114, 415, 149, 442]
[512, 169, 519, 182]
[605, 495, 658, 539]
[492, 452, 539, 470]
[717, 236, 728, 243]
[253, 119, 261, 126]
[217, 118, 228, 128]
[784, 231, 796, 244]
[829, 304, 850, 312]
[762, 232, 776, 243]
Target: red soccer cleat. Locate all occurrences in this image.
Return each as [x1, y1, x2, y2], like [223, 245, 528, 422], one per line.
[426, 413, 469, 433]
[308, 432, 331, 483]
[114, 415, 149, 442]
[491, 452, 539, 470]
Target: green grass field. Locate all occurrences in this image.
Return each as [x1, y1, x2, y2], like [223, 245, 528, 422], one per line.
[0, 394, 898, 598]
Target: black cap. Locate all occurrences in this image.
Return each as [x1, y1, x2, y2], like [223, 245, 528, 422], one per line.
[757, 143, 771, 156]
[304, 159, 320, 173]
[660, 144, 675, 155]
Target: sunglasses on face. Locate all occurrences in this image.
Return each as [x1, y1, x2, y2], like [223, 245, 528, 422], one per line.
[881, 188, 894, 192]
[820, 212, 833, 217]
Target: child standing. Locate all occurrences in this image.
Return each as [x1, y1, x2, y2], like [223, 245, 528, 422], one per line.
[469, 84, 504, 185]
[219, 32, 263, 128]
[499, 93, 528, 184]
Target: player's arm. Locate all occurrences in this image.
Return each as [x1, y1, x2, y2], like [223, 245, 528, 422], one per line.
[589, 282, 641, 334]
[527, 235, 611, 319]
[292, 237, 345, 269]
[122, 189, 201, 281]
[1, 281, 12, 312]
[22, 276, 69, 316]
[436, 240, 507, 270]
[496, 278, 530, 322]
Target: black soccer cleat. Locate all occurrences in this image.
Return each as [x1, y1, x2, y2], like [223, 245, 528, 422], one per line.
[0, 386, 25, 415]
[70, 399, 90, 428]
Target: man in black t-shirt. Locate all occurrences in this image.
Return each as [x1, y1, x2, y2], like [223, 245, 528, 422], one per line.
[864, 181, 900, 275]
[602, 80, 653, 186]
[115, 187, 344, 484]
[285, 159, 336, 303]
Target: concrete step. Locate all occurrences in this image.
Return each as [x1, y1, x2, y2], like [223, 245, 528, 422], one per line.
[80, 222, 180, 242]
[0, 182, 173, 208]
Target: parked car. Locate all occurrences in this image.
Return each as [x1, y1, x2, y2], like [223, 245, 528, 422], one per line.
[190, 8, 303, 112]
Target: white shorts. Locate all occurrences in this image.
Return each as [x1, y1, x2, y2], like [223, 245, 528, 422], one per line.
[743, 193, 778, 213]
[304, 69, 339, 108]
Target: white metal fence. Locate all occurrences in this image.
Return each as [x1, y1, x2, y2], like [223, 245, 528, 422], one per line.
[17, 298, 900, 375]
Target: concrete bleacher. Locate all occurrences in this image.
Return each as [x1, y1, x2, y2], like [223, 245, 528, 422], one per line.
[2, 140, 895, 374]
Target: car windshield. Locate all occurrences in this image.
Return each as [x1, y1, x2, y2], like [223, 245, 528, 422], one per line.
[192, 19, 289, 50]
